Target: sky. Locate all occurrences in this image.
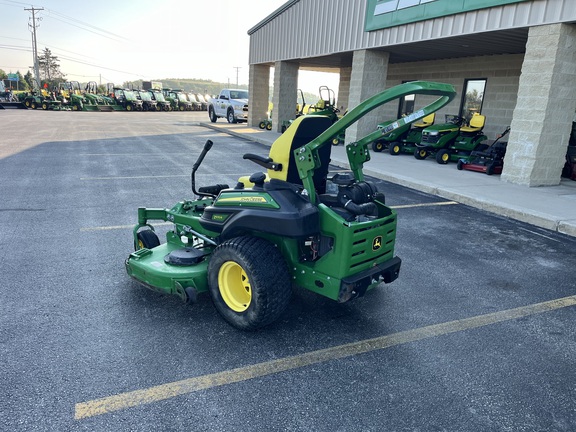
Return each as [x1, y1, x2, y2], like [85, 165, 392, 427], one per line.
[0, 0, 339, 94]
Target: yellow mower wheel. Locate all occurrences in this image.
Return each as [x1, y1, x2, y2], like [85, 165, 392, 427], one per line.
[218, 261, 252, 312]
[208, 236, 291, 330]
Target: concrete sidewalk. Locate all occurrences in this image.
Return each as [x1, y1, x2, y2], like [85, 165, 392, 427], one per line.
[200, 122, 576, 238]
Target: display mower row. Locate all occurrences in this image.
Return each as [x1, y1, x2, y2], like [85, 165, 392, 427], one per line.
[3, 82, 211, 112]
[371, 112, 511, 175]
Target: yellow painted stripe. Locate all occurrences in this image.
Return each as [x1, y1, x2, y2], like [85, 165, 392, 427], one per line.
[75, 294, 576, 420]
[80, 222, 172, 232]
[390, 201, 458, 209]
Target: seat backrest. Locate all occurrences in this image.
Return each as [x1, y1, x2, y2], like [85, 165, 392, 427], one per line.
[469, 113, 486, 129]
[268, 115, 333, 193]
[413, 112, 435, 128]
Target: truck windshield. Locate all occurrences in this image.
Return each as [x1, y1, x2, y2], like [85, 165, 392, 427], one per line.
[229, 90, 248, 99]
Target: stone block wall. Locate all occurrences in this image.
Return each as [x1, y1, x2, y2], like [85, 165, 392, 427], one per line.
[384, 54, 524, 141]
[502, 23, 576, 186]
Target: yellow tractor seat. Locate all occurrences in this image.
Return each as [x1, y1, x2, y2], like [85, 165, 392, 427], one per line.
[412, 113, 435, 129]
[241, 115, 333, 193]
[460, 113, 486, 133]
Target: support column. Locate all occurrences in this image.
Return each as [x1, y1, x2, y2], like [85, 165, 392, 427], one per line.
[248, 64, 270, 128]
[272, 61, 299, 133]
[346, 50, 389, 143]
[502, 23, 576, 186]
[337, 66, 352, 114]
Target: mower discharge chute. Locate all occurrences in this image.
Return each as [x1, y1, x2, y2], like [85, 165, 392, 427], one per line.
[125, 81, 456, 330]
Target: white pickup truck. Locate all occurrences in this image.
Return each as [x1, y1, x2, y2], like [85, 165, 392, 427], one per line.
[208, 89, 249, 123]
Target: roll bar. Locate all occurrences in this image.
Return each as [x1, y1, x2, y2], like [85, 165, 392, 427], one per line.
[294, 81, 456, 203]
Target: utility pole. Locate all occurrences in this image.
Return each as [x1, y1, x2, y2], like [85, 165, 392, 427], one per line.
[25, 6, 43, 90]
[233, 67, 241, 86]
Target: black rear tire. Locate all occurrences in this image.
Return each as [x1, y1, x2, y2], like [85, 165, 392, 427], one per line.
[486, 162, 496, 175]
[389, 143, 401, 155]
[372, 141, 384, 152]
[208, 236, 291, 331]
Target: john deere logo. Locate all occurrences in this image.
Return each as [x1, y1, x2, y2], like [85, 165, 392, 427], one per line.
[372, 236, 382, 251]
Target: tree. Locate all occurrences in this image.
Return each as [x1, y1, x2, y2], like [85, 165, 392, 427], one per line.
[38, 47, 66, 88]
[0, 69, 7, 80]
[24, 71, 34, 90]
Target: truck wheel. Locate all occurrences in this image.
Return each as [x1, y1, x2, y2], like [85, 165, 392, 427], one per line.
[259, 121, 266, 129]
[208, 236, 291, 331]
[126, 104, 133, 112]
[209, 106, 217, 122]
[25, 100, 31, 108]
[42, 102, 49, 110]
[135, 229, 160, 250]
[31, 102, 37, 109]
[266, 122, 272, 131]
[227, 109, 237, 124]
[436, 149, 451, 164]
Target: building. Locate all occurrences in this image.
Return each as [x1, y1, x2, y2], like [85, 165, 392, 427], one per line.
[247, 0, 576, 187]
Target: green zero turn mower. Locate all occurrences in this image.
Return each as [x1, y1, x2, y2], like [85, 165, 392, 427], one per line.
[125, 81, 456, 330]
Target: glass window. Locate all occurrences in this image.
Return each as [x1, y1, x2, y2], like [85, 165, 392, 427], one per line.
[460, 79, 486, 123]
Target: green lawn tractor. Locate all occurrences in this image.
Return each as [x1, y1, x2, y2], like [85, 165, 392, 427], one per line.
[415, 113, 488, 164]
[372, 113, 435, 154]
[23, 89, 61, 110]
[125, 81, 456, 330]
[78, 82, 113, 111]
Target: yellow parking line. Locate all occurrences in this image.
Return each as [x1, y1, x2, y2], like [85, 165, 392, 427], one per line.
[74, 294, 576, 420]
[390, 201, 458, 209]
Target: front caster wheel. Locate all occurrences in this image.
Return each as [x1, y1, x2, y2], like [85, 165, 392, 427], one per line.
[414, 148, 428, 160]
[135, 229, 160, 250]
[436, 149, 451, 164]
[208, 236, 291, 331]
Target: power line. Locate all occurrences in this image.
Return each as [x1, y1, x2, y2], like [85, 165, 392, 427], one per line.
[41, 9, 129, 43]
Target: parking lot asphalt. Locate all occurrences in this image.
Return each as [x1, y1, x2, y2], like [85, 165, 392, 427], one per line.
[1, 110, 575, 431]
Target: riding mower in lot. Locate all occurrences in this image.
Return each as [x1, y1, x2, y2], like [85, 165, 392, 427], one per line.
[415, 113, 488, 164]
[124, 81, 456, 330]
[457, 126, 510, 175]
[372, 113, 435, 154]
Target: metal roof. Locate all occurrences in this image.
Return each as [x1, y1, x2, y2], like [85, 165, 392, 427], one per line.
[248, 0, 576, 70]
